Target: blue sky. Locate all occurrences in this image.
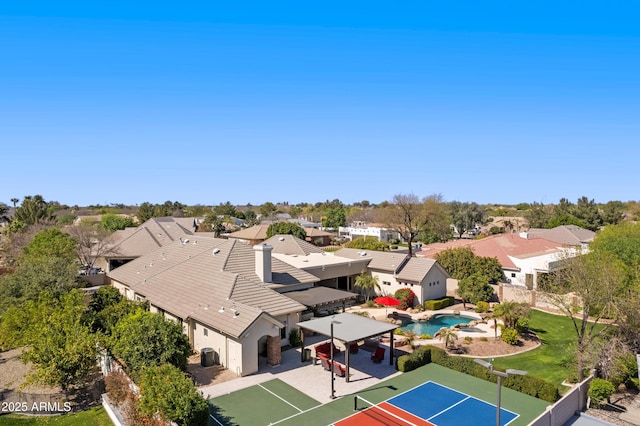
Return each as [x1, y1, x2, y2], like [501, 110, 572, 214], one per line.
[2, 2, 639, 207]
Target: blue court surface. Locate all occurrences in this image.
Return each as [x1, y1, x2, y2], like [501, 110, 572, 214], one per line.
[386, 381, 519, 426]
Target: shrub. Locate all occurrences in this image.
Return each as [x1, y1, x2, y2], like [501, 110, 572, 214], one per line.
[394, 288, 416, 310]
[479, 337, 488, 342]
[626, 377, 639, 391]
[388, 238, 400, 245]
[352, 311, 370, 317]
[365, 299, 377, 308]
[426, 345, 559, 402]
[420, 334, 432, 339]
[424, 297, 455, 311]
[394, 328, 405, 335]
[516, 317, 530, 333]
[396, 346, 432, 372]
[138, 364, 209, 426]
[463, 336, 473, 344]
[390, 245, 398, 250]
[475, 301, 490, 313]
[289, 328, 301, 348]
[588, 378, 616, 406]
[501, 328, 519, 345]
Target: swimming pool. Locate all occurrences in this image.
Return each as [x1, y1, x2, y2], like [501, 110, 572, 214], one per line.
[399, 313, 477, 337]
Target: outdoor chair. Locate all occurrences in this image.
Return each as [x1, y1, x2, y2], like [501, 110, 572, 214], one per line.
[333, 361, 346, 377]
[318, 355, 332, 371]
[349, 343, 359, 354]
[371, 346, 385, 363]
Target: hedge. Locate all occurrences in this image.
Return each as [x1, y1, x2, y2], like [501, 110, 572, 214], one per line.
[396, 346, 432, 372]
[426, 345, 560, 403]
[424, 296, 455, 310]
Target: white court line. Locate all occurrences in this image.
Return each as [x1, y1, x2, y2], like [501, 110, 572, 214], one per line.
[258, 382, 303, 412]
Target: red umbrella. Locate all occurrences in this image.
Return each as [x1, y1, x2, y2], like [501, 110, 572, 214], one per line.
[374, 296, 401, 307]
[374, 296, 401, 316]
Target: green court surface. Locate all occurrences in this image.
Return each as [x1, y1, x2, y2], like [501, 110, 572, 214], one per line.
[209, 364, 550, 426]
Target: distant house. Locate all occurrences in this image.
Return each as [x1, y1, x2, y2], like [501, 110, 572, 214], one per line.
[228, 224, 334, 247]
[416, 227, 591, 290]
[338, 222, 401, 243]
[522, 225, 595, 250]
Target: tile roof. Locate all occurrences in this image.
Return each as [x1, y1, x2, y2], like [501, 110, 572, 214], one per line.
[263, 234, 324, 256]
[334, 248, 408, 272]
[394, 257, 448, 283]
[107, 236, 310, 337]
[107, 217, 199, 258]
[417, 234, 565, 270]
[525, 225, 595, 245]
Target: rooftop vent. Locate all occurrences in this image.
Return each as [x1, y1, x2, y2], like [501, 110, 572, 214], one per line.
[213, 248, 221, 255]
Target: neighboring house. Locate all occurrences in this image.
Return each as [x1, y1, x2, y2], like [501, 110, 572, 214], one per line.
[108, 236, 316, 377]
[522, 225, 595, 250]
[333, 248, 450, 304]
[97, 217, 204, 272]
[416, 230, 584, 290]
[338, 222, 401, 243]
[228, 224, 335, 247]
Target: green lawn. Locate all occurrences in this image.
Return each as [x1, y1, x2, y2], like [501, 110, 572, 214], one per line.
[0, 406, 111, 425]
[492, 309, 603, 388]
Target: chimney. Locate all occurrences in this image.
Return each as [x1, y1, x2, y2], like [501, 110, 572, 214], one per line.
[253, 244, 273, 283]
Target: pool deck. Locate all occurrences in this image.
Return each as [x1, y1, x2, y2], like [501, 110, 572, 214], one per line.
[344, 304, 502, 344]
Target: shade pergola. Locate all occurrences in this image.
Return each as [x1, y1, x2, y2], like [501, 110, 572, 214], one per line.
[296, 312, 398, 382]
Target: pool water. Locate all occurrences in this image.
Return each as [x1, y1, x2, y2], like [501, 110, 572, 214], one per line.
[399, 314, 476, 337]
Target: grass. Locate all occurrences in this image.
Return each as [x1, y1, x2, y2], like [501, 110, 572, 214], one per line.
[492, 309, 604, 388]
[0, 406, 111, 425]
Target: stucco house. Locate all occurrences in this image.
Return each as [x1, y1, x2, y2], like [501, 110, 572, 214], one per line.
[337, 222, 402, 243]
[108, 236, 317, 377]
[333, 248, 450, 304]
[416, 227, 590, 290]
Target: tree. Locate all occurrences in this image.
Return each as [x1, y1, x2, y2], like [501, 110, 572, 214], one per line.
[259, 202, 278, 219]
[524, 201, 552, 228]
[212, 201, 238, 217]
[22, 228, 77, 262]
[137, 364, 209, 425]
[456, 272, 494, 308]
[492, 300, 530, 330]
[111, 310, 192, 375]
[322, 206, 347, 229]
[599, 201, 625, 226]
[420, 194, 453, 243]
[571, 196, 602, 231]
[542, 250, 628, 382]
[0, 290, 97, 391]
[67, 220, 119, 272]
[436, 327, 458, 349]
[10, 197, 19, 209]
[434, 247, 476, 280]
[0, 203, 9, 223]
[12, 195, 55, 226]
[136, 202, 155, 223]
[266, 222, 306, 239]
[353, 271, 380, 301]
[202, 214, 228, 237]
[344, 236, 390, 251]
[382, 193, 446, 257]
[472, 256, 504, 283]
[449, 201, 486, 238]
[100, 213, 135, 232]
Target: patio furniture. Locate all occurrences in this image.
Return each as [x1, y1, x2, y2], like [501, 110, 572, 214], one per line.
[371, 346, 385, 363]
[333, 361, 346, 377]
[318, 354, 332, 371]
[349, 343, 359, 354]
[315, 342, 340, 359]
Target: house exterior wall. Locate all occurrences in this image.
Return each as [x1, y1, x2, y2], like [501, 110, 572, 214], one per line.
[193, 321, 229, 368]
[422, 268, 448, 301]
[338, 226, 401, 242]
[509, 252, 562, 289]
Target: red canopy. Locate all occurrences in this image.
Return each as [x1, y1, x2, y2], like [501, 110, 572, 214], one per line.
[374, 296, 401, 307]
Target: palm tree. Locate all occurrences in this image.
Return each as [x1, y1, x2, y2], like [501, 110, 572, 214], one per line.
[436, 327, 458, 349]
[11, 198, 19, 209]
[353, 270, 380, 302]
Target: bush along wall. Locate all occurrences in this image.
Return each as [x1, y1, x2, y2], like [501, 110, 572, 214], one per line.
[426, 346, 560, 403]
[423, 296, 455, 310]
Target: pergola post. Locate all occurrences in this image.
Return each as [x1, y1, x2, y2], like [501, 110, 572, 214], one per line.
[300, 329, 306, 362]
[389, 331, 394, 365]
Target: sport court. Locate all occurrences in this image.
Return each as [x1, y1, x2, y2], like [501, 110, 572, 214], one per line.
[334, 381, 518, 426]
